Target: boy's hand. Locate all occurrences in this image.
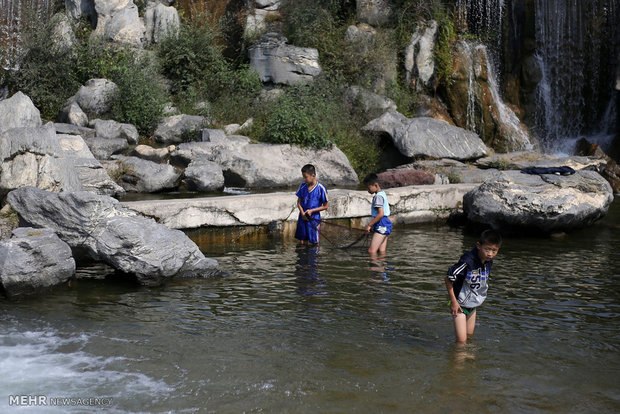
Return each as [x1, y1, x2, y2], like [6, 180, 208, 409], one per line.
[302, 211, 310, 221]
[450, 301, 462, 317]
[365, 225, 371, 233]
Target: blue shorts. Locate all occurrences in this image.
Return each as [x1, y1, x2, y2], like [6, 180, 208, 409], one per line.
[373, 217, 392, 236]
[295, 214, 320, 243]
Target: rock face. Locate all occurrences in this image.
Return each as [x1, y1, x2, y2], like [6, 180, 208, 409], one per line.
[171, 139, 359, 188]
[105, 155, 182, 192]
[405, 20, 437, 89]
[65, 0, 97, 21]
[0, 227, 75, 297]
[249, 33, 321, 85]
[356, 0, 392, 26]
[463, 170, 614, 233]
[58, 133, 126, 196]
[92, 0, 145, 48]
[7, 187, 220, 285]
[50, 13, 77, 53]
[0, 124, 82, 197]
[0, 92, 42, 133]
[144, 2, 180, 44]
[63, 79, 118, 120]
[445, 41, 533, 152]
[154, 114, 208, 144]
[184, 159, 225, 192]
[89, 119, 139, 144]
[85, 137, 129, 160]
[363, 111, 489, 160]
[343, 86, 396, 119]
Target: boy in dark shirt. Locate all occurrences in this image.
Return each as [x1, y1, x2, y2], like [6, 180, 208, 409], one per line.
[445, 230, 502, 343]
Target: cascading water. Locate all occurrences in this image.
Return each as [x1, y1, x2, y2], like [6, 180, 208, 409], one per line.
[0, 0, 53, 69]
[535, 0, 619, 153]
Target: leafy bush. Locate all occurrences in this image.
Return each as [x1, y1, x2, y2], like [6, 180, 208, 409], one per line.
[434, 8, 457, 87]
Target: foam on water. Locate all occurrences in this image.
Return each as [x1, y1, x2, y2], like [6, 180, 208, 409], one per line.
[0, 322, 172, 412]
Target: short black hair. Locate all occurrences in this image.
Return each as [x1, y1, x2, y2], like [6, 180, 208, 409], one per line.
[301, 164, 316, 175]
[363, 173, 379, 186]
[479, 229, 502, 246]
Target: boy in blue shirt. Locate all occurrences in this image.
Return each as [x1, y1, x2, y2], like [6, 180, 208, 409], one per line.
[295, 164, 328, 245]
[363, 173, 392, 255]
[445, 229, 502, 343]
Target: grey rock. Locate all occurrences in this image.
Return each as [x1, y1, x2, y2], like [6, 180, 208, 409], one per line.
[132, 144, 175, 163]
[356, 0, 392, 26]
[201, 128, 226, 143]
[405, 20, 437, 88]
[58, 100, 89, 127]
[170, 137, 251, 166]
[0, 92, 42, 134]
[90, 118, 139, 144]
[344, 86, 396, 118]
[74, 79, 118, 116]
[144, 2, 180, 44]
[54, 123, 96, 138]
[403, 159, 502, 184]
[50, 13, 77, 53]
[364, 111, 489, 160]
[7, 187, 220, 285]
[255, 0, 280, 10]
[0, 227, 75, 297]
[249, 33, 321, 85]
[106, 155, 181, 192]
[464, 170, 614, 233]
[57, 133, 126, 197]
[93, 0, 145, 47]
[85, 137, 129, 159]
[474, 151, 607, 172]
[64, 0, 97, 22]
[345, 24, 376, 55]
[154, 114, 208, 144]
[0, 124, 82, 197]
[184, 159, 225, 192]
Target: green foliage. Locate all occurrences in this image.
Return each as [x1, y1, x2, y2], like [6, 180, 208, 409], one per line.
[434, 8, 457, 87]
[211, 65, 262, 124]
[157, 13, 228, 97]
[108, 57, 167, 136]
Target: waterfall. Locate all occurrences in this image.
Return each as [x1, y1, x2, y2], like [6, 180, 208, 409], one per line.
[535, 0, 619, 153]
[0, 0, 53, 69]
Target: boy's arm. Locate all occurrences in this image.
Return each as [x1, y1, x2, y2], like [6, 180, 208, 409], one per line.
[297, 198, 308, 221]
[365, 207, 384, 232]
[445, 277, 462, 316]
[306, 201, 328, 215]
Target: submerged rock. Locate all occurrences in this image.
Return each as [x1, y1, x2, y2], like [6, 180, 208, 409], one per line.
[7, 187, 220, 285]
[0, 227, 75, 298]
[463, 170, 614, 233]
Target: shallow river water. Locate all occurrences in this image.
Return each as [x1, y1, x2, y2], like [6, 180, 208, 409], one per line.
[1, 199, 619, 413]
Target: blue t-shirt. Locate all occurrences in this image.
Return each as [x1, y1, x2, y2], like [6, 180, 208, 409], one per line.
[296, 182, 328, 212]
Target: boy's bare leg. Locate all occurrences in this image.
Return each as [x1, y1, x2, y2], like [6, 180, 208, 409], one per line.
[453, 312, 468, 344]
[368, 233, 387, 254]
[466, 310, 476, 336]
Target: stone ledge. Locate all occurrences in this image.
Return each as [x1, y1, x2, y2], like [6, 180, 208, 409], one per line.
[121, 184, 477, 229]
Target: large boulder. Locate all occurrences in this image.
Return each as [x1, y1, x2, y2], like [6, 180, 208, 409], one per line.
[54, 123, 96, 138]
[72, 79, 118, 117]
[405, 20, 437, 89]
[0, 91, 42, 134]
[92, 0, 145, 47]
[0, 124, 82, 197]
[249, 33, 321, 85]
[171, 139, 359, 188]
[65, 0, 97, 22]
[58, 101, 89, 127]
[0, 227, 76, 297]
[183, 159, 225, 192]
[377, 169, 435, 188]
[132, 144, 175, 163]
[144, 2, 180, 44]
[363, 111, 489, 160]
[57, 133, 126, 197]
[474, 151, 607, 171]
[575, 139, 620, 193]
[90, 118, 139, 144]
[49, 13, 77, 54]
[154, 114, 208, 144]
[345, 23, 376, 55]
[85, 137, 129, 160]
[104, 155, 181, 192]
[404, 159, 502, 184]
[7, 187, 220, 285]
[344, 86, 396, 119]
[463, 170, 614, 233]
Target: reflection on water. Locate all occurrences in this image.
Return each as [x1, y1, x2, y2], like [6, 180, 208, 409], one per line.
[0, 199, 618, 412]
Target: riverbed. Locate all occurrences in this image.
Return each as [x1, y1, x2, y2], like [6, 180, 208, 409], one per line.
[1, 199, 619, 413]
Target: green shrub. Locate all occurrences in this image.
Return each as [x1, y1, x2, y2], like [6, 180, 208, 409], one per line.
[157, 13, 228, 97]
[108, 57, 167, 136]
[434, 8, 457, 87]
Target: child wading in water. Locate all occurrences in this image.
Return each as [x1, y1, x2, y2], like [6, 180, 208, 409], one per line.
[445, 230, 502, 343]
[295, 164, 328, 245]
[363, 173, 392, 255]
